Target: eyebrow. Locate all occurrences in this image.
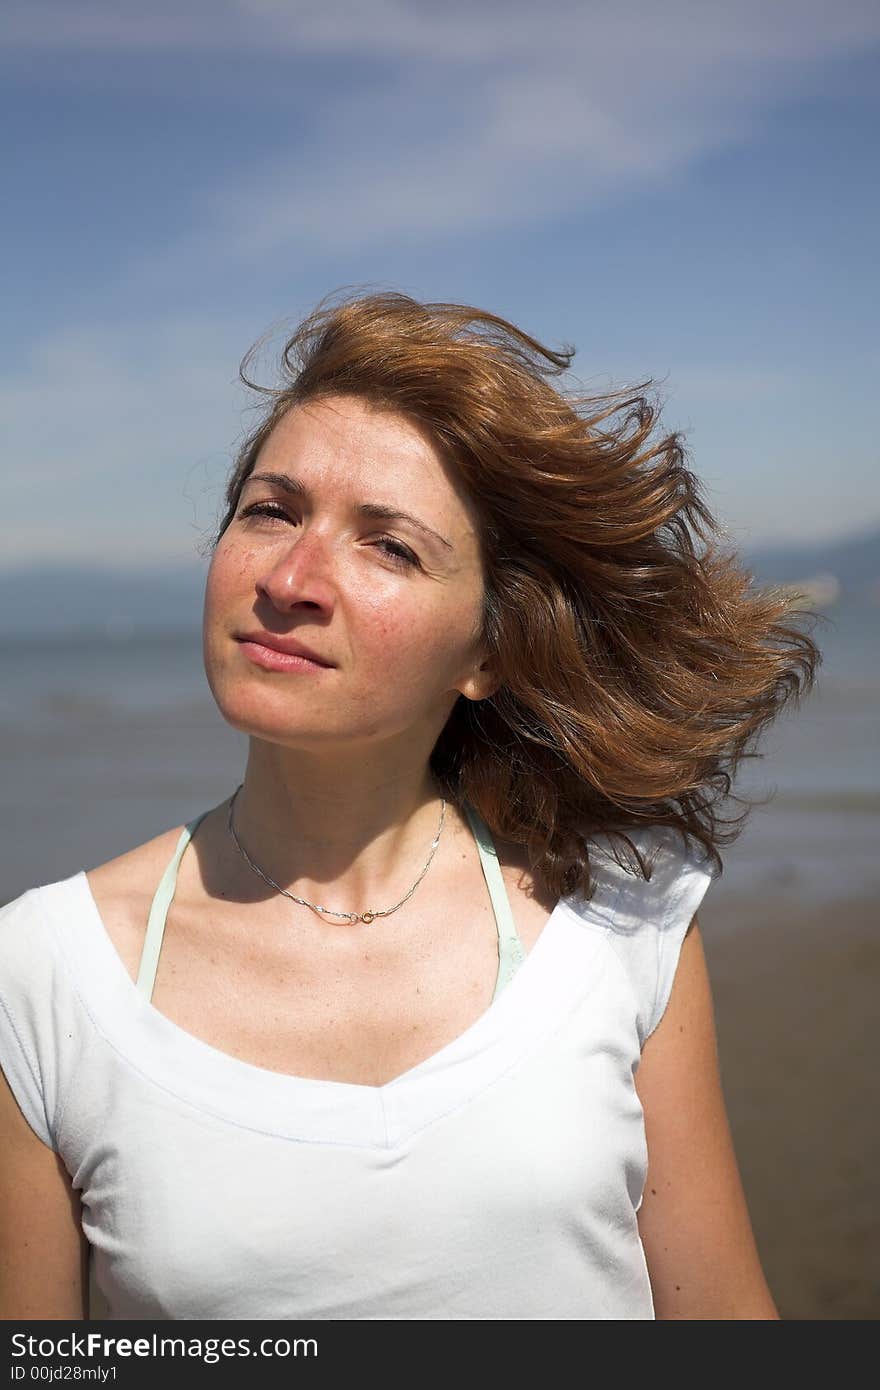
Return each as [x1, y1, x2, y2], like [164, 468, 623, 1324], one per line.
[240, 471, 455, 552]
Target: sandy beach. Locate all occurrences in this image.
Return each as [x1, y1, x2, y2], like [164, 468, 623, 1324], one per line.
[700, 891, 878, 1321]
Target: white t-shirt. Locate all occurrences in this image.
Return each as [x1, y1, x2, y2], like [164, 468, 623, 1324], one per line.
[0, 817, 716, 1321]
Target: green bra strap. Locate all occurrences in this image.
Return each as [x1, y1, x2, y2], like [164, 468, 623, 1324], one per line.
[463, 801, 527, 1001]
[135, 804, 527, 1008]
[135, 811, 211, 1001]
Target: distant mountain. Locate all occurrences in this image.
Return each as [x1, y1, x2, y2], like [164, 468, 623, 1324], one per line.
[741, 524, 880, 596]
[0, 522, 877, 637]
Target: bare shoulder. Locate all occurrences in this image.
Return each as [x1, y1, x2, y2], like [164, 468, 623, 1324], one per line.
[83, 822, 192, 984]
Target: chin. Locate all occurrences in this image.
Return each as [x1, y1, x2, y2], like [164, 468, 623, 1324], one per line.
[206, 677, 341, 745]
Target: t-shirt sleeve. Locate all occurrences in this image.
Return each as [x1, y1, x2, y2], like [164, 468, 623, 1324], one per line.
[0, 887, 65, 1149]
[584, 823, 719, 1047]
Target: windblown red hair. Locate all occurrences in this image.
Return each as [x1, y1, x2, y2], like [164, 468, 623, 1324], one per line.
[211, 288, 823, 899]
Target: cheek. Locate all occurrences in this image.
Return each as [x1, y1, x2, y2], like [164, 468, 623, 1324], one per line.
[204, 540, 254, 619]
[202, 545, 251, 665]
[358, 593, 479, 685]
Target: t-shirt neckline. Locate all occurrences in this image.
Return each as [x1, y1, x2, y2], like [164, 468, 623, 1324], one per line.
[59, 868, 584, 1148]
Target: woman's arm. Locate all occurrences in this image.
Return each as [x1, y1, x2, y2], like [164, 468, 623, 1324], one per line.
[0, 1065, 88, 1319]
[634, 915, 780, 1319]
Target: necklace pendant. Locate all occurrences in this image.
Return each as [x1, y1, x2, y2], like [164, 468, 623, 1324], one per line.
[361, 909, 375, 924]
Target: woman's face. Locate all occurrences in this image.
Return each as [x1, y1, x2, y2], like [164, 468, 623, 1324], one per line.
[203, 393, 496, 751]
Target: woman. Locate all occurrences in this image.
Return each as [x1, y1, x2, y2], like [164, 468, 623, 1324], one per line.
[0, 289, 820, 1320]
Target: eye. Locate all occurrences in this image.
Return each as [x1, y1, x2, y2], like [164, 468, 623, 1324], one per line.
[240, 501, 290, 523]
[375, 537, 418, 568]
[239, 503, 418, 569]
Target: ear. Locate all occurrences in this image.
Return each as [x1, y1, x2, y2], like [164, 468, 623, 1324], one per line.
[457, 657, 500, 704]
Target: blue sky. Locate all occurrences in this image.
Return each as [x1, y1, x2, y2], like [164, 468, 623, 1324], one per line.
[3, 0, 879, 569]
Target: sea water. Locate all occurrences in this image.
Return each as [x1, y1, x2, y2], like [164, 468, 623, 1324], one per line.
[1, 600, 876, 909]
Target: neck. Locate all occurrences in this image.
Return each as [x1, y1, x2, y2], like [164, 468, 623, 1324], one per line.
[226, 739, 455, 915]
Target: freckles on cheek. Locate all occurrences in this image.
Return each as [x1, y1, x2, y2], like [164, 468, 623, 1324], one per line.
[356, 601, 419, 672]
[369, 604, 472, 678]
[207, 542, 257, 607]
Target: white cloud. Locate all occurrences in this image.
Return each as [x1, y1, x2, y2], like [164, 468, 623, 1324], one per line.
[70, 0, 876, 280]
[5, 2, 878, 562]
[6, 1, 880, 63]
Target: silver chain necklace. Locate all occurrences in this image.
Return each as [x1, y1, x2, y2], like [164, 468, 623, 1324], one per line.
[225, 784, 447, 924]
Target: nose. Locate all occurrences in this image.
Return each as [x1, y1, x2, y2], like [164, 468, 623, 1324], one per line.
[255, 528, 337, 616]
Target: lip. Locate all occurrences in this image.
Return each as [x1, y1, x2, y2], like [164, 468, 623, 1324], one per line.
[235, 633, 335, 670]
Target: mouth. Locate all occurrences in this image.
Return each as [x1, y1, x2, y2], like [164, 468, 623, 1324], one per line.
[236, 638, 334, 674]
[234, 632, 335, 668]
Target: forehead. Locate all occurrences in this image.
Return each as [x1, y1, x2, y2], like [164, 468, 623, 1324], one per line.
[259, 395, 469, 510]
